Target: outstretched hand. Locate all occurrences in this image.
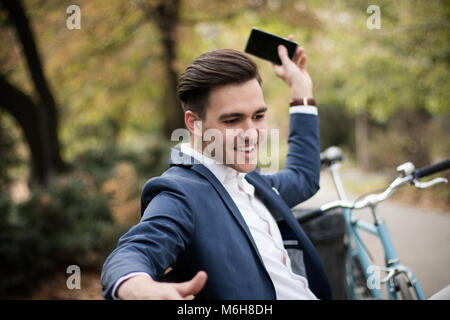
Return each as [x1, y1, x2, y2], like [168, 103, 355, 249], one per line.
[273, 34, 313, 99]
[117, 271, 208, 300]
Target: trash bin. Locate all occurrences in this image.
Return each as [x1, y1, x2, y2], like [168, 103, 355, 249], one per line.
[294, 207, 347, 300]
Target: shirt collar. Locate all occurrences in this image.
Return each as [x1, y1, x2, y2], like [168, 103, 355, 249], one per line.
[179, 143, 254, 196]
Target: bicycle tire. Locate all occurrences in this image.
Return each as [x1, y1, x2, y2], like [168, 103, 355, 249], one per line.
[353, 257, 374, 299]
[394, 274, 414, 300]
[345, 243, 373, 300]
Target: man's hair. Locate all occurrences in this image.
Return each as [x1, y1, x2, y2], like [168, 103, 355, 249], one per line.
[177, 49, 262, 119]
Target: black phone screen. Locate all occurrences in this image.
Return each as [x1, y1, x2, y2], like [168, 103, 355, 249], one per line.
[244, 28, 298, 65]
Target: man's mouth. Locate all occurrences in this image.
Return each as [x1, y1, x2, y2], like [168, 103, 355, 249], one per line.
[233, 143, 258, 164]
[234, 144, 257, 152]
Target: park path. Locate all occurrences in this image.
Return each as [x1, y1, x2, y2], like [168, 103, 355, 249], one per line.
[299, 169, 450, 299]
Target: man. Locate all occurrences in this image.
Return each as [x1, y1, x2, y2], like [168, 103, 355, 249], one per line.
[101, 35, 332, 300]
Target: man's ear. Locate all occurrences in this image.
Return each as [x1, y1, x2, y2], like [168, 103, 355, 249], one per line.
[185, 110, 203, 137]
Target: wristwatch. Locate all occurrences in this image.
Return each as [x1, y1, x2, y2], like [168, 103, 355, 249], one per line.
[289, 97, 316, 107]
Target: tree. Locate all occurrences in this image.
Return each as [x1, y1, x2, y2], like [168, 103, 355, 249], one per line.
[0, 0, 63, 184]
[139, 0, 185, 137]
[309, 0, 450, 167]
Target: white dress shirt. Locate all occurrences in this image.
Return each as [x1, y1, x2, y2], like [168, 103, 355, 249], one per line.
[112, 105, 318, 299]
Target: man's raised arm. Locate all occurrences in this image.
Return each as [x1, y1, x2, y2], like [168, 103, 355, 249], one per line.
[262, 35, 321, 208]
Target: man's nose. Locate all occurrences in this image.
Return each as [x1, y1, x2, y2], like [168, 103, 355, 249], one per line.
[242, 117, 258, 131]
[238, 119, 258, 142]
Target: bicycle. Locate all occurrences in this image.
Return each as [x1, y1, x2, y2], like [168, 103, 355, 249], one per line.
[296, 147, 450, 300]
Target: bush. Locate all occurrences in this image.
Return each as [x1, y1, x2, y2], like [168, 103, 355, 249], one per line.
[73, 138, 170, 188]
[0, 114, 22, 194]
[319, 104, 354, 152]
[0, 135, 171, 297]
[0, 176, 127, 298]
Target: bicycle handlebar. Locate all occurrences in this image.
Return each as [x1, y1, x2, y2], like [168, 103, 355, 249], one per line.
[302, 158, 449, 218]
[413, 158, 450, 179]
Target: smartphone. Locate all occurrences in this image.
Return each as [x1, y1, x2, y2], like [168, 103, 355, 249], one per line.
[244, 28, 298, 65]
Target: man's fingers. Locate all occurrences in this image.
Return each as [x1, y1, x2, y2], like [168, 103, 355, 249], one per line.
[299, 54, 307, 70]
[277, 45, 291, 65]
[288, 35, 304, 65]
[174, 271, 208, 297]
[294, 47, 305, 65]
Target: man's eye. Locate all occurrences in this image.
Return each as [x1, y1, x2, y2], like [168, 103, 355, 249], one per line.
[254, 114, 265, 120]
[224, 118, 238, 124]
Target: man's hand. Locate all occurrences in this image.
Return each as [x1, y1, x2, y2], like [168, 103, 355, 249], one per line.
[273, 35, 313, 100]
[117, 271, 208, 300]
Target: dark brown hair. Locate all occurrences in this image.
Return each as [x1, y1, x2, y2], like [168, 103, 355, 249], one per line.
[177, 49, 262, 119]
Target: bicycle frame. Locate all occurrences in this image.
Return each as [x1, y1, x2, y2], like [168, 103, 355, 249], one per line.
[327, 163, 426, 300]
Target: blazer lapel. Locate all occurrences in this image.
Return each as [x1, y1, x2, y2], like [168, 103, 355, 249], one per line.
[245, 172, 315, 251]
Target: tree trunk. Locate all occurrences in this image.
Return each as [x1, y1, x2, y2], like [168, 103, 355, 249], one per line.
[1, 0, 63, 173]
[0, 77, 49, 184]
[355, 110, 369, 169]
[145, 0, 185, 137]
[402, 108, 431, 168]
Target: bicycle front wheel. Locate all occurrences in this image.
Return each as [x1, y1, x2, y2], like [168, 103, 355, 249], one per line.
[394, 274, 414, 300]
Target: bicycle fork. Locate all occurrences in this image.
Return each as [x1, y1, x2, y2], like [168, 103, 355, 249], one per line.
[374, 214, 425, 300]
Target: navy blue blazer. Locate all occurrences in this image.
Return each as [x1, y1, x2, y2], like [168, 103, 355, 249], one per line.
[101, 112, 332, 300]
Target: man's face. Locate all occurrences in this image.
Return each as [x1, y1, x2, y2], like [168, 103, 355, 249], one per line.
[197, 78, 268, 173]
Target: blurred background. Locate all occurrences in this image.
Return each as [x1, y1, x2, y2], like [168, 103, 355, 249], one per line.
[0, 0, 448, 299]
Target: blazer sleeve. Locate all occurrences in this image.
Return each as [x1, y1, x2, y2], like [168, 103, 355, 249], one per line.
[100, 178, 195, 299]
[260, 111, 321, 208]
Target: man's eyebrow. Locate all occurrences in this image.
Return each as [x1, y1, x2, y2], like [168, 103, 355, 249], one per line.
[254, 106, 268, 114]
[218, 106, 267, 121]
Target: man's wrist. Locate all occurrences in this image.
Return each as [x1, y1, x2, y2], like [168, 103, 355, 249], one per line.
[290, 89, 313, 100]
[112, 272, 152, 300]
[289, 97, 318, 116]
[289, 80, 313, 100]
[289, 97, 316, 107]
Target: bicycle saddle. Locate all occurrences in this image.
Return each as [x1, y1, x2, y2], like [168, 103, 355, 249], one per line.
[320, 146, 344, 166]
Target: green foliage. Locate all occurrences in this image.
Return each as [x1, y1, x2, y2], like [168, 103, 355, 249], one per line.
[366, 110, 450, 169]
[0, 176, 127, 298]
[3, 0, 447, 165]
[72, 136, 171, 187]
[311, 0, 450, 121]
[318, 104, 354, 151]
[0, 131, 171, 297]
